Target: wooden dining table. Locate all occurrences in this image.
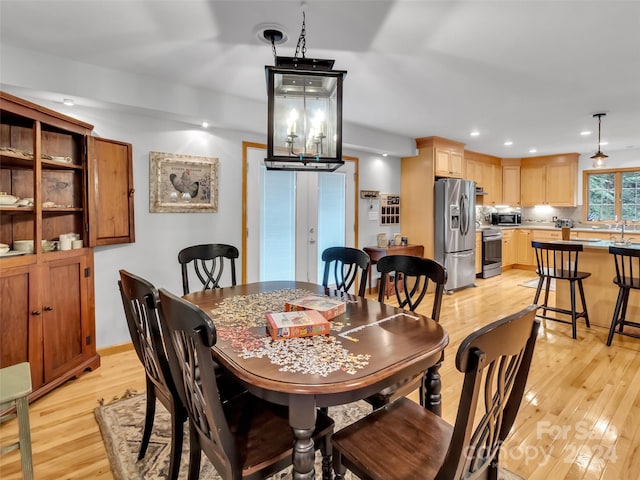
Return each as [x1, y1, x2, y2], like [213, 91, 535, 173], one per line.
[184, 280, 448, 480]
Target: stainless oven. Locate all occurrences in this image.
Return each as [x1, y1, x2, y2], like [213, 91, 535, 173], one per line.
[481, 228, 502, 278]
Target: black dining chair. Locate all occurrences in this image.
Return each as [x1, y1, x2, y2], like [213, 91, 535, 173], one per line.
[531, 241, 591, 339]
[178, 243, 239, 295]
[118, 270, 186, 480]
[366, 254, 447, 409]
[332, 304, 540, 480]
[157, 288, 335, 480]
[321, 246, 370, 297]
[607, 245, 640, 346]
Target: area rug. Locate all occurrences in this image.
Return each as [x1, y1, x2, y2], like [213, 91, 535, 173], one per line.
[95, 392, 524, 480]
[520, 278, 555, 291]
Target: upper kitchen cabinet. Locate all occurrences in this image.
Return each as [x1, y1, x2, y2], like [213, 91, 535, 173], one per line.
[464, 150, 502, 206]
[520, 153, 578, 207]
[417, 136, 465, 178]
[501, 159, 521, 207]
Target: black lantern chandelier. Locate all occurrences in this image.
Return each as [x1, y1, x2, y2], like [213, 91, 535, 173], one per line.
[263, 12, 347, 171]
[590, 113, 608, 168]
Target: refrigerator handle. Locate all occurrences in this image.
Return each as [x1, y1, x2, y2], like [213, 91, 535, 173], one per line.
[460, 193, 468, 235]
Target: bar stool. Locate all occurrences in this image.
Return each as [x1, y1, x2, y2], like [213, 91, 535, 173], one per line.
[531, 241, 591, 339]
[607, 246, 640, 346]
[0, 362, 33, 480]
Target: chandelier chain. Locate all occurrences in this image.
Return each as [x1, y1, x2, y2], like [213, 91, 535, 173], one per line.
[294, 11, 307, 58]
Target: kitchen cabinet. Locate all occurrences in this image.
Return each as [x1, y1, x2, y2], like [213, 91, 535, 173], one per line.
[0, 91, 134, 401]
[520, 154, 578, 206]
[516, 229, 534, 267]
[502, 164, 521, 206]
[464, 150, 501, 206]
[501, 229, 516, 268]
[417, 136, 465, 178]
[401, 151, 435, 258]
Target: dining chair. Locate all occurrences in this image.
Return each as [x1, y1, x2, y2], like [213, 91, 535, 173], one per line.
[606, 245, 640, 346]
[531, 241, 591, 339]
[332, 304, 540, 480]
[321, 246, 370, 297]
[366, 254, 447, 409]
[157, 288, 335, 480]
[178, 243, 239, 295]
[0, 362, 33, 480]
[118, 270, 186, 480]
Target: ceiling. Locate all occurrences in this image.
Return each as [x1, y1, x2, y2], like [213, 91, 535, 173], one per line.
[2, 0, 640, 158]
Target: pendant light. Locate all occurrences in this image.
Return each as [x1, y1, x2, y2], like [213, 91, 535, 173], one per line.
[263, 11, 347, 171]
[590, 113, 608, 168]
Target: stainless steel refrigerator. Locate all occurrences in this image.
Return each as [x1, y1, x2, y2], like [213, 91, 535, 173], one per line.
[434, 178, 476, 292]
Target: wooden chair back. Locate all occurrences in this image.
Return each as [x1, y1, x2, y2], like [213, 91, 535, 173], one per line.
[157, 288, 239, 478]
[377, 255, 447, 318]
[609, 245, 640, 289]
[321, 246, 370, 297]
[532, 241, 583, 279]
[178, 243, 239, 295]
[118, 270, 177, 399]
[437, 304, 540, 479]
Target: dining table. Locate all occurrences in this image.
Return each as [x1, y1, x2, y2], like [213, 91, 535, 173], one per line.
[184, 280, 449, 480]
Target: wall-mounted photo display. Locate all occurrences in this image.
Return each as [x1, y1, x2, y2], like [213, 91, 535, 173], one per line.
[380, 193, 400, 225]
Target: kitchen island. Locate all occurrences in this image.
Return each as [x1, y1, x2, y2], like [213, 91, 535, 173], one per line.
[552, 240, 640, 332]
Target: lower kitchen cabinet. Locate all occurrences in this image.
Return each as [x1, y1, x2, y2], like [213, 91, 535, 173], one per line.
[516, 229, 534, 267]
[0, 250, 99, 400]
[502, 229, 517, 268]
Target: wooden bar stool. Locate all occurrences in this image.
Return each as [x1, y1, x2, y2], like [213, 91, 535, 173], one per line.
[531, 241, 591, 339]
[0, 362, 34, 480]
[607, 246, 640, 346]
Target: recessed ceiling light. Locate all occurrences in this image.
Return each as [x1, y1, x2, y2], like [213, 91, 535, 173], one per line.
[504, 141, 513, 146]
[201, 121, 209, 128]
[62, 98, 75, 106]
[382, 152, 388, 157]
[529, 148, 537, 153]
[599, 141, 608, 146]
[470, 131, 480, 137]
[580, 130, 592, 136]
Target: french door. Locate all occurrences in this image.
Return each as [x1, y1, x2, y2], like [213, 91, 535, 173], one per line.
[243, 143, 357, 284]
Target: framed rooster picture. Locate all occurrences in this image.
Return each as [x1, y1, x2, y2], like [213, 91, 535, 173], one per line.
[149, 151, 219, 213]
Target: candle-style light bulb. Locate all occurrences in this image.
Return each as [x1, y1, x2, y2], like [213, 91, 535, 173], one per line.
[288, 109, 298, 135]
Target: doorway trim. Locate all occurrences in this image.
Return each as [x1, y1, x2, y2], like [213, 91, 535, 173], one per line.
[241, 141, 359, 283]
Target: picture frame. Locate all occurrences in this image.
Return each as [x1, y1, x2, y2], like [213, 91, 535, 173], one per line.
[149, 151, 219, 213]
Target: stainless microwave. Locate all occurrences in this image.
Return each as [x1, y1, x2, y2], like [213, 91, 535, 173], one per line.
[491, 212, 521, 225]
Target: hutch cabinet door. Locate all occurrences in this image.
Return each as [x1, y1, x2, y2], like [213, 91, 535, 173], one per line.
[40, 253, 93, 382]
[87, 137, 135, 246]
[0, 263, 43, 388]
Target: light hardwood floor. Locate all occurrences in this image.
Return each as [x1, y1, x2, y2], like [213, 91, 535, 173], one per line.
[2, 269, 639, 479]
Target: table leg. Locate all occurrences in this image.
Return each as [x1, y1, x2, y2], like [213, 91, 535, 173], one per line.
[289, 395, 317, 480]
[420, 352, 443, 416]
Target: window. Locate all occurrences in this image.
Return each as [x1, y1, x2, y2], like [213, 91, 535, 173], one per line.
[585, 168, 640, 222]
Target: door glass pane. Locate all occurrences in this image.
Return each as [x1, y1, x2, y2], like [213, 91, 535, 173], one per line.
[261, 169, 295, 281]
[316, 172, 346, 283]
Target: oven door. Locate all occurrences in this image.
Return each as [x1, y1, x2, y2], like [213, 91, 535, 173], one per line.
[482, 233, 502, 278]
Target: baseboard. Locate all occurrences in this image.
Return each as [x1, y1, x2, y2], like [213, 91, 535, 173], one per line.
[98, 342, 134, 357]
